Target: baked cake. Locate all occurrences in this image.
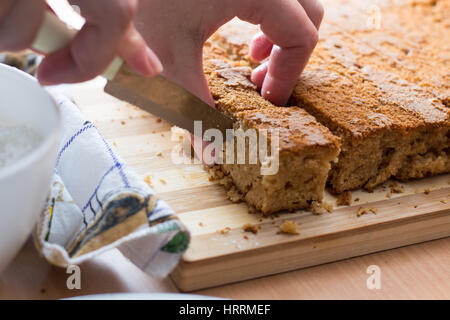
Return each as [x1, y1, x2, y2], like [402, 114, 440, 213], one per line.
[204, 45, 341, 214]
[208, 0, 450, 197]
[292, 0, 450, 192]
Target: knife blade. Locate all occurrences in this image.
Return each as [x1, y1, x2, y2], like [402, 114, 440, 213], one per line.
[104, 64, 235, 141]
[33, 12, 235, 142]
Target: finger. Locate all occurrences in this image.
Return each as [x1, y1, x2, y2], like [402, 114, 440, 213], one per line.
[251, 61, 268, 89]
[0, 0, 15, 20]
[250, 33, 273, 62]
[38, 0, 153, 85]
[237, 0, 319, 106]
[249, 0, 323, 64]
[297, 0, 324, 29]
[117, 23, 163, 77]
[0, 0, 45, 52]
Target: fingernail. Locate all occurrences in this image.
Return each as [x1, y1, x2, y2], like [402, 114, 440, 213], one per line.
[145, 47, 163, 76]
[253, 61, 268, 74]
[251, 62, 268, 88]
[252, 32, 265, 42]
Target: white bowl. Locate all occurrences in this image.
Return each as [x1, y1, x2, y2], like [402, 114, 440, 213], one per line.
[0, 64, 61, 274]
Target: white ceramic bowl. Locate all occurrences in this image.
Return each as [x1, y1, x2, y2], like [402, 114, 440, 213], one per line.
[0, 64, 61, 274]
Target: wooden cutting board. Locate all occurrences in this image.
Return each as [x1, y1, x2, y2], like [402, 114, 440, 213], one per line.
[68, 78, 450, 292]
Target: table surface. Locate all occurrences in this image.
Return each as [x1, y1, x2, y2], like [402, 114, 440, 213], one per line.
[1, 80, 450, 300]
[1, 237, 449, 300]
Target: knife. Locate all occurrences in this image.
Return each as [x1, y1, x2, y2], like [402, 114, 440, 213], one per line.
[32, 12, 235, 140]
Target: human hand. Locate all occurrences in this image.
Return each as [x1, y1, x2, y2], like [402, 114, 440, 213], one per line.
[135, 0, 324, 106]
[0, 0, 162, 85]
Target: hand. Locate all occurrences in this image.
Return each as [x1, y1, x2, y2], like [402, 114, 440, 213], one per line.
[0, 0, 162, 85]
[135, 0, 324, 106]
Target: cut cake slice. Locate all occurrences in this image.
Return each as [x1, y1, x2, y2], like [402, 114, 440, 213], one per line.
[203, 44, 341, 214]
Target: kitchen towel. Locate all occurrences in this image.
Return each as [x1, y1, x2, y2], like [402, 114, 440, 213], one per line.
[34, 88, 190, 278]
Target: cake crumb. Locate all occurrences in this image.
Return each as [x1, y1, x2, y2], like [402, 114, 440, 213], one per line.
[198, 222, 204, 227]
[310, 201, 324, 215]
[336, 191, 352, 206]
[156, 118, 162, 123]
[159, 178, 167, 184]
[354, 198, 360, 202]
[144, 174, 153, 187]
[243, 223, 261, 234]
[156, 151, 163, 157]
[226, 187, 243, 203]
[278, 220, 300, 235]
[323, 201, 333, 212]
[424, 188, 431, 195]
[390, 182, 404, 194]
[243, 235, 249, 240]
[121, 120, 126, 125]
[309, 201, 332, 215]
[357, 207, 378, 217]
[217, 227, 231, 234]
[247, 206, 257, 214]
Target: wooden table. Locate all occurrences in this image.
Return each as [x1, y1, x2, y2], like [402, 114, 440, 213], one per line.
[1, 80, 449, 300]
[1, 237, 449, 300]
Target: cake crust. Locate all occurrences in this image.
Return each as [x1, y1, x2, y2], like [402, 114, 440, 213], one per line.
[210, 0, 449, 194]
[203, 44, 340, 214]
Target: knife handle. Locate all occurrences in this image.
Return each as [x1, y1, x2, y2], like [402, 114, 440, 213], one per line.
[32, 11, 122, 80]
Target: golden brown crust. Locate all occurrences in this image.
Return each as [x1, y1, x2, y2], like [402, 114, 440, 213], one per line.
[235, 107, 340, 152]
[207, 0, 449, 193]
[203, 44, 341, 153]
[205, 0, 449, 202]
[292, 0, 449, 140]
[322, 0, 449, 101]
[210, 18, 260, 63]
[203, 43, 341, 213]
[294, 0, 450, 191]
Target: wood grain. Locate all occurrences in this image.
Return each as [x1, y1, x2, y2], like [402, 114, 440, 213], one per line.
[68, 78, 450, 292]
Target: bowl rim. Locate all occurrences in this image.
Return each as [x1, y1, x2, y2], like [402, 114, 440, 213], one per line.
[0, 64, 61, 180]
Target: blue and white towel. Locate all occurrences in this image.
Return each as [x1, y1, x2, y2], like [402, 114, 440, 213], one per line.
[34, 89, 190, 278]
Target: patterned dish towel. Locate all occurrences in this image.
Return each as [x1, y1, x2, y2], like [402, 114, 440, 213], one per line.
[34, 88, 190, 278]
